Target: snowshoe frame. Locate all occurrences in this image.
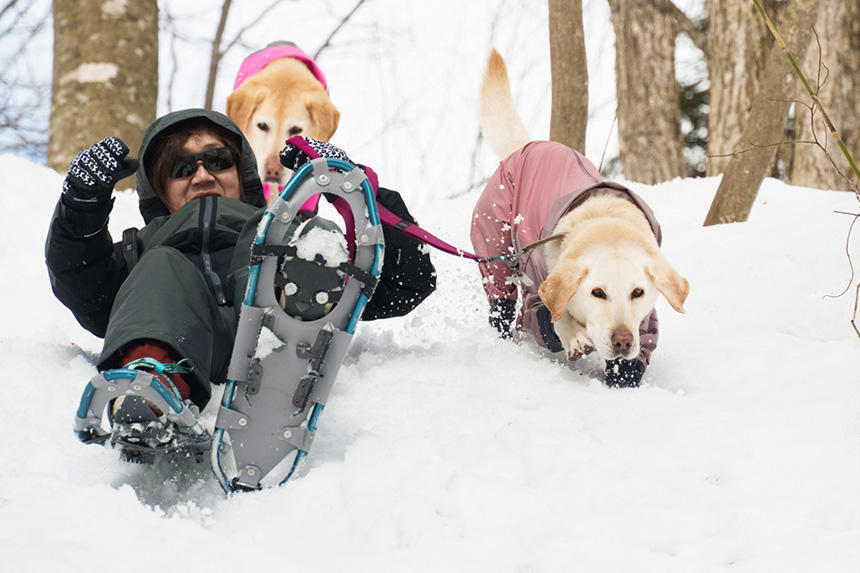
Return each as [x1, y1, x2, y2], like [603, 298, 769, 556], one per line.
[210, 157, 384, 493]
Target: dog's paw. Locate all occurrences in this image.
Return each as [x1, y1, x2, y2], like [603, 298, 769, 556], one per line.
[565, 333, 594, 361]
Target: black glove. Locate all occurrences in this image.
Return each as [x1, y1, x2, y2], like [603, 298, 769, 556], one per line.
[605, 358, 646, 388]
[489, 298, 517, 339]
[361, 187, 437, 321]
[62, 137, 138, 210]
[279, 137, 353, 170]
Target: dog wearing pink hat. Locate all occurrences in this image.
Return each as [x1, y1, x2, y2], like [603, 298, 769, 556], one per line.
[227, 41, 340, 201]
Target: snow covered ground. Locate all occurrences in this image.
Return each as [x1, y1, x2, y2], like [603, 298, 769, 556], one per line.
[1, 152, 858, 572]
[2, 0, 859, 570]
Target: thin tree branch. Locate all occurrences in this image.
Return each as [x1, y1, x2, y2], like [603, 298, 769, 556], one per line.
[852, 283, 860, 338]
[708, 139, 796, 158]
[792, 29, 859, 193]
[752, 0, 860, 183]
[222, 0, 290, 54]
[823, 211, 860, 340]
[0, 0, 28, 36]
[448, 172, 490, 199]
[0, 2, 50, 159]
[0, 0, 21, 23]
[312, 0, 368, 59]
[162, 5, 179, 112]
[4, 12, 46, 65]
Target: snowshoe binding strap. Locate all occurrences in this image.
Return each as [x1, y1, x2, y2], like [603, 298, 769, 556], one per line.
[211, 156, 384, 493]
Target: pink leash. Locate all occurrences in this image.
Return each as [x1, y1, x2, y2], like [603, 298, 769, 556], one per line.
[282, 136, 518, 265]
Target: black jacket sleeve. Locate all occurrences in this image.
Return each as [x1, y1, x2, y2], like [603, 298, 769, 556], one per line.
[361, 187, 436, 320]
[45, 198, 126, 338]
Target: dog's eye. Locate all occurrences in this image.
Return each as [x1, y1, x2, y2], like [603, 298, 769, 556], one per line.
[288, 126, 303, 136]
[631, 288, 644, 299]
[256, 122, 270, 133]
[591, 288, 607, 299]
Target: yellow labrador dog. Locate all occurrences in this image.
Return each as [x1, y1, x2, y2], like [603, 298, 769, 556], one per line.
[539, 194, 688, 361]
[227, 42, 340, 198]
[471, 49, 689, 386]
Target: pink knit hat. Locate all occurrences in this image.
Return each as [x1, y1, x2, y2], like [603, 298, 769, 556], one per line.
[232, 41, 328, 92]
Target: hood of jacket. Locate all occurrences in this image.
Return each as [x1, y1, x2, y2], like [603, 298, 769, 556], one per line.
[135, 108, 266, 224]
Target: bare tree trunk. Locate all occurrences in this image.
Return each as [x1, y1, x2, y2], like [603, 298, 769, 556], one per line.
[706, 0, 778, 176]
[791, 0, 860, 191]
[608, 0, 683, 184]
[547, 0, 587, 153]
[704, 0, 820, 226]
[49, 0, 157, 189]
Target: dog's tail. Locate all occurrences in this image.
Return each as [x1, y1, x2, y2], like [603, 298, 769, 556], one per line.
[480, 48, 530, 159]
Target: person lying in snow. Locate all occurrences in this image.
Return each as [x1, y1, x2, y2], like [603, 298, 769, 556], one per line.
[46, 108, 435, 421]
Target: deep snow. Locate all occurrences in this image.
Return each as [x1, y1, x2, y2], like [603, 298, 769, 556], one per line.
[1, 152, 858, 572]
[2, 0, 859, 570]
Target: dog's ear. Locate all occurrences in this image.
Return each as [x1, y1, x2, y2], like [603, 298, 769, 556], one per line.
[305, 91, 340, 141]
[645, 255, 689, 313]
[539, 263, 588, 322]
[226, 84, 266, 132]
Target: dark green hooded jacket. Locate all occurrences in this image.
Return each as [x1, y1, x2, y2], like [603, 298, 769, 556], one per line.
[46, 109, 267, 335]
[46, 109, 435, 405]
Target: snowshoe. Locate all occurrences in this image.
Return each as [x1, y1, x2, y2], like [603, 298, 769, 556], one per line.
[74, 358, 210, 463]
[211, 156, 384, 493]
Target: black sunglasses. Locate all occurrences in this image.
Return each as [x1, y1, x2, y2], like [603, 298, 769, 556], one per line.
[170, 146, 238, 179]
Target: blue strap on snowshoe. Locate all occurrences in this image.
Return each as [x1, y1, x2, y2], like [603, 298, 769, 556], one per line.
[121, 357, 194, 400]
[211, 157, 384, 493]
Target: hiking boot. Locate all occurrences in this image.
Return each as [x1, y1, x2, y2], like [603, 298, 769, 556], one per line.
[107, 340, 193, 425]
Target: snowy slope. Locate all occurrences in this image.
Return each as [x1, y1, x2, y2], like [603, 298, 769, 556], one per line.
[2, 0, 859, 569]
[1, 153, 858, 572]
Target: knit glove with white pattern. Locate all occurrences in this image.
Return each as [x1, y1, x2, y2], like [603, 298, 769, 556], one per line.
[279, 137, 353, 170]
[62, 137, 139, 209]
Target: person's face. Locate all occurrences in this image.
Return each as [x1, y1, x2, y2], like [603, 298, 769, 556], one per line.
[164, 132, 241, 212]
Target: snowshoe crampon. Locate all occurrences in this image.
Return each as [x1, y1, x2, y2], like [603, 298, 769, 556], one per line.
[211, 157, 384, 493]
[74, 365, 210, 463]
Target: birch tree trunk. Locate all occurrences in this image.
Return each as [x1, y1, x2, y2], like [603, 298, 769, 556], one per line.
[548, 0, 587, 153]
[49, 0, 158, 189]
[790, 0, 860, 191]
[608, 0, 683, 184]
[704, 0, 820, 226]
[706, 0, 777, 176]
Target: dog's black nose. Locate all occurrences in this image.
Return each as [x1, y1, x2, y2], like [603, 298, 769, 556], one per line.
[611, 326, 633, 354]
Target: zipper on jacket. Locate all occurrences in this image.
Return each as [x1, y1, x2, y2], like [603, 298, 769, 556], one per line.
[200, 196, 227, 305]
